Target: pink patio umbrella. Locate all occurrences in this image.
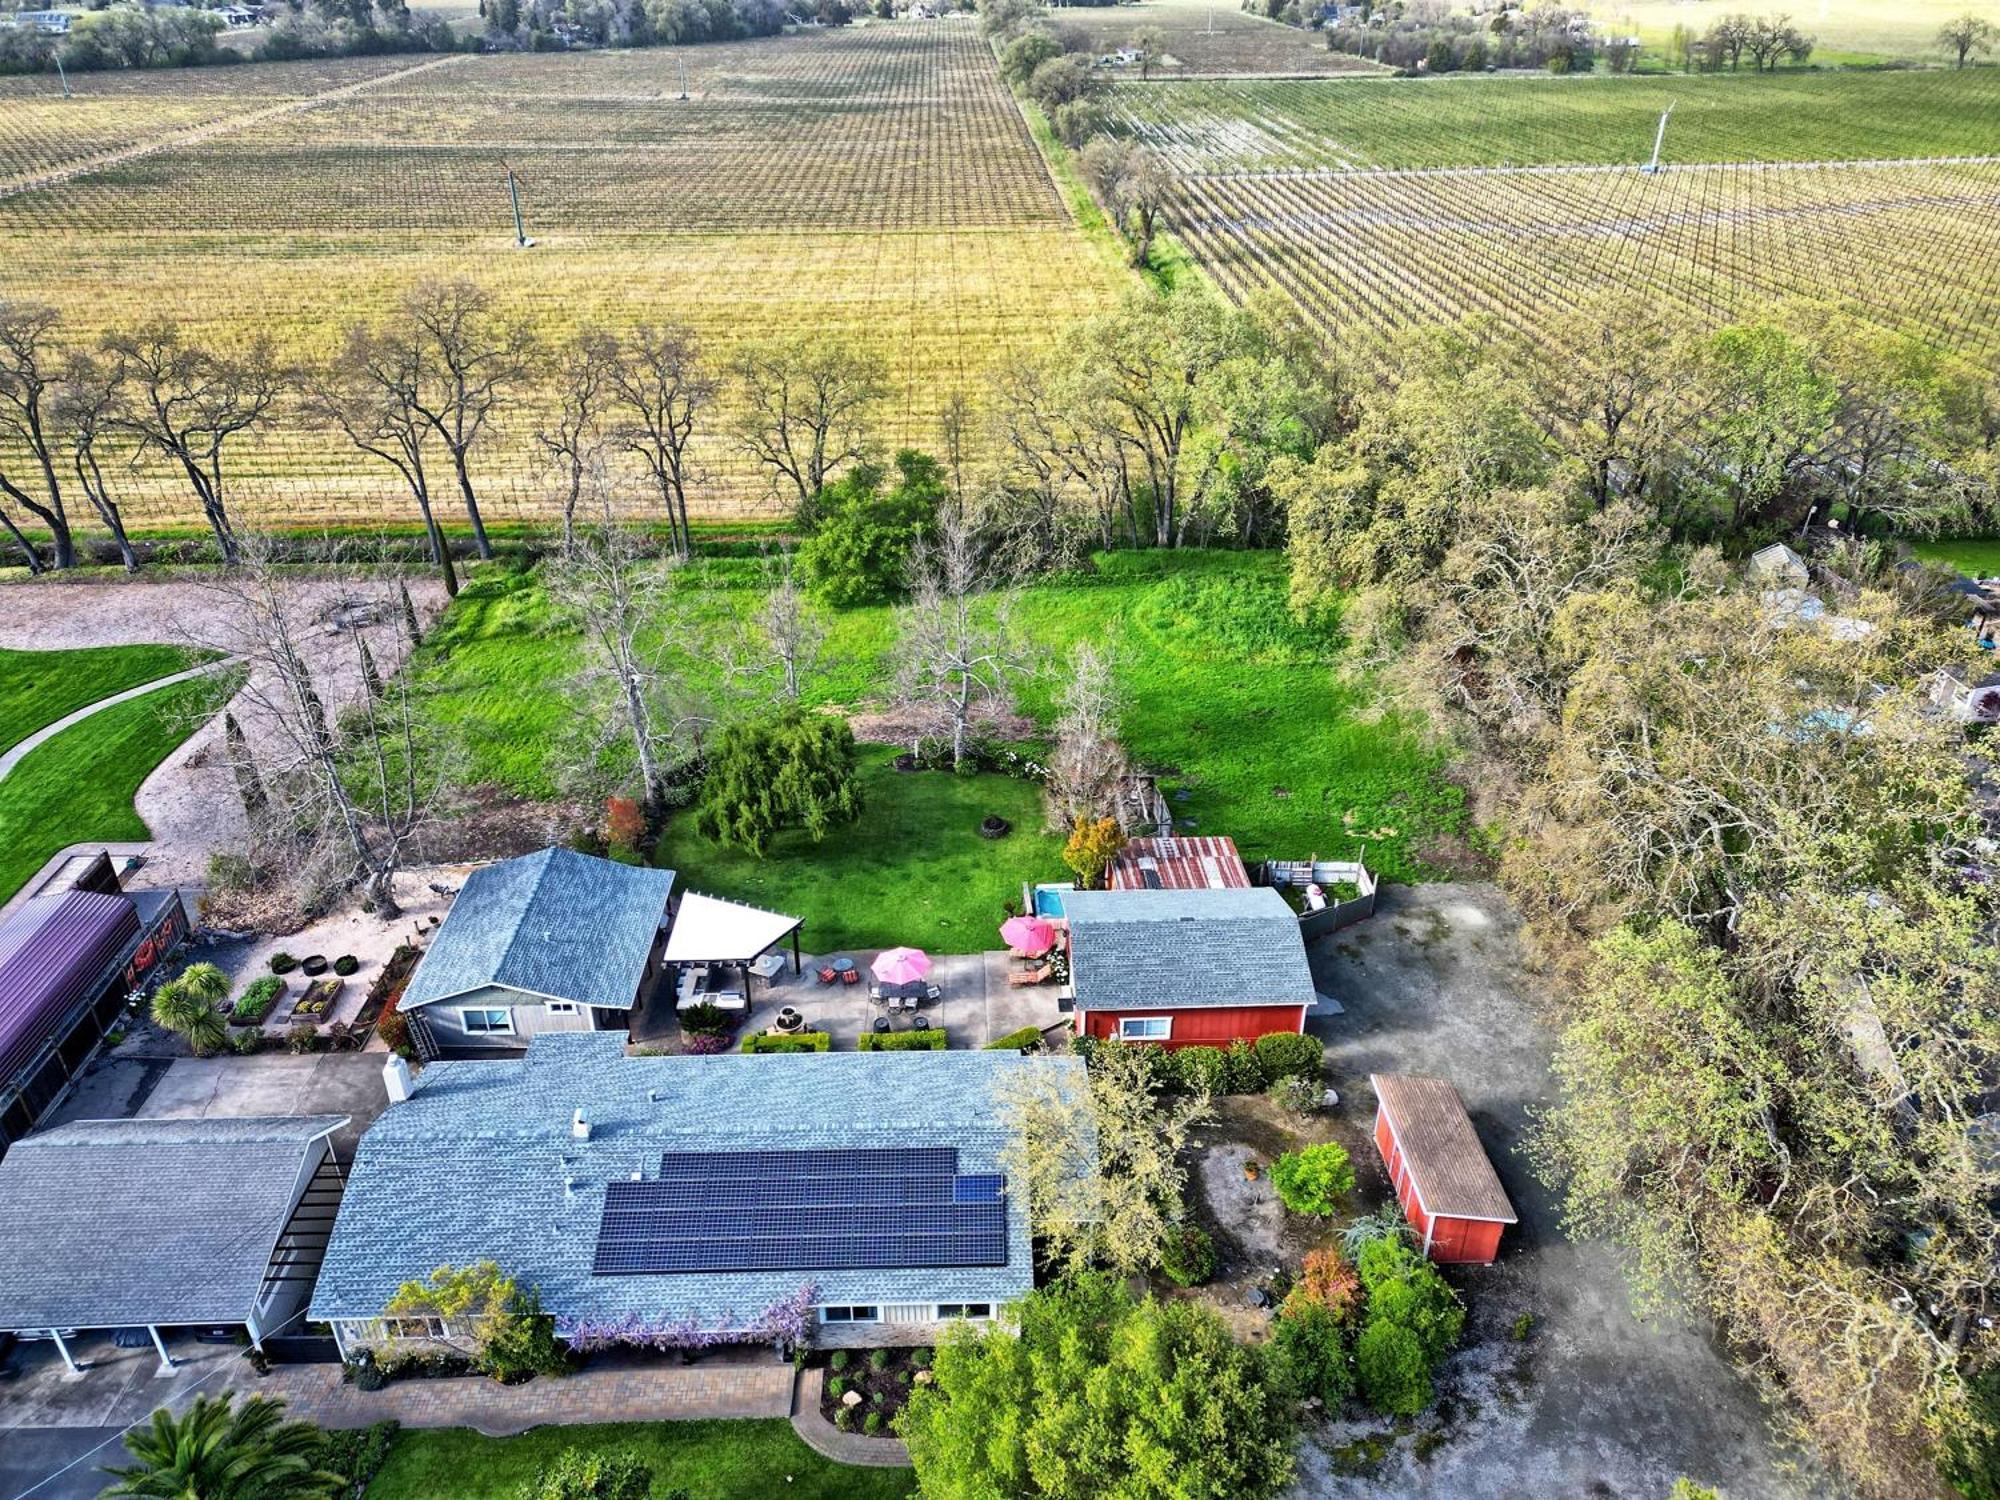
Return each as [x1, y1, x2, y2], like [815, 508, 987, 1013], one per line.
[999, 915, 1057, 956]
[872, 946, 933, 986]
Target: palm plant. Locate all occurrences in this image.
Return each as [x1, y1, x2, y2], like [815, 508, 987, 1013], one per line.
[173, 962, 232, 1005]
[101, 1394, 342, 1499]
[149, 978, 227, 1057]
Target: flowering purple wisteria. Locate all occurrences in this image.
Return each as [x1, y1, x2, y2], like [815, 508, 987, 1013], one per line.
[557, 1281, 820, 1354]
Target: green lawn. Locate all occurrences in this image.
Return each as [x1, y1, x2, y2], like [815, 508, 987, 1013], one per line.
[656, 744, 1064, 953]
[1911, 539, 2000, 577]
[0, 672, 235, 901]
[364, 1419, 916, 1500]
[416, 550, 1463, 949]
[0, 643, 202, 754]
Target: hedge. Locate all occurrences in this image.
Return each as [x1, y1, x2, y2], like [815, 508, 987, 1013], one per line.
[984, 1026, 1044, 1051]
[858, 1030, 948, 1051]
[743, 1031, 832, 1054]
[1078, 1031, 1324, 1095]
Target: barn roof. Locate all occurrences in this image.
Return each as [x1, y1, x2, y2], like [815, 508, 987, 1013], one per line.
[0, 1114, 346, 1331]
[1063, 887, 1316, 1012]
[1108, 836, 1250, 892]
[400, 849, 675, 1013]
[0, 889, 139, 1088]
[1372, 1074, 1517, 1224]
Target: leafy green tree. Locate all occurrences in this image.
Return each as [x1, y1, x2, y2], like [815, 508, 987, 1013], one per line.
[103, 1395, 343, 1499]
[1270, 1142, 1357, 1217]
[797, 450, 942, 607]
[384, 1262, 567, 1383]
[901, 1274, 1295, 1500]
[692, 709, 861, 856]
[1061, 814, 1124, 889]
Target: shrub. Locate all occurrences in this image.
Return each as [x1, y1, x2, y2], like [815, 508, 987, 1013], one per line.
[857, 1030, 947, 1051]
[286, 1022, 322, 1054]
[1355, 1319, 1431, 1416]
[678, 1002, 734, 1037]
[1254, 1031, 1322, 1084]
[1160, 1224, 1217, 1287]
[316, 1419, 400, 1491]
[827, 1376, 847, 1399]
[1357, 1239, 1463, 1363]
[231, 975, 284, 1025]
[206, 850, 255, 891]
[984, 1026, 1043, 1051]
[231, 1029, 264, 1056]
[868, 1347, 891, 1371]
[332, 955, 360, 977]
[1223, 1038, 1262, 1094]
[829, 1351, 850, 1372]
[1273, 1301, 1352, 1407]
[863, 1411, 883, 1435]
[1286, 1247, 1363, 1324]
[1267, 1075, 1321, 1116]
[684, 1033, 731, 1055]
[1172, 1045, 1228, 1096]
[520, 1449, 652, 1500]
[1271, 1143, 1356, 1217]
[351, 1359, 387, 1393]
[269, 952, 298, 974]
[834, 1406, 856, 1431]
[911, 1347, 932, 1369]
[376, 1008, 414, 1059]
[743, 1031, 832, 1054]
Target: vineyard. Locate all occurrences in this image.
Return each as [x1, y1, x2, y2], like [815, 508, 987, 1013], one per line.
[0, 24, 1128, 531]
[1116, 69, 2000, 360]
[1049, 0, 1381, 77]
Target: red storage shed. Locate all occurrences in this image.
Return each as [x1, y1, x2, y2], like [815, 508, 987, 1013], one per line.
[1370, 1073, 1517, 1265]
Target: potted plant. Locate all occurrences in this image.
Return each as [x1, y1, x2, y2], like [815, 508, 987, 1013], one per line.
[301, 954, 329, 977]
[332, 954, 360, 977]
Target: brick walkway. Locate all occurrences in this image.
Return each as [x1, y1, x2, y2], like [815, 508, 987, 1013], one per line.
[253, 1352, 795, 1437]
[789, 1367, 913, 1469]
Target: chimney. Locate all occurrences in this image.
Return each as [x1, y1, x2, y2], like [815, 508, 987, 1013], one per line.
[572, 1107, 591, 1142]
[382, 1055, 415, 1104]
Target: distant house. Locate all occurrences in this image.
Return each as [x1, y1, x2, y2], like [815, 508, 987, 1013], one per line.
[1370, 1073, 1516, 1265]
[311, 1036, 1075, 1353]
[6, 10, 74, 32]
[1062, 886, 1319, 1048]
[1107, 835, 1250, 892]
[0, 1115, 347, 1372]
[397, 848, 675, 1058]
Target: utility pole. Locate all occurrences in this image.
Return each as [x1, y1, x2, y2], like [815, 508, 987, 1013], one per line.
[502, 161, 533, 248]
[1641, 100, 1676, 174]
[54, 53, 71, 99]
[678, 61, 689, 100]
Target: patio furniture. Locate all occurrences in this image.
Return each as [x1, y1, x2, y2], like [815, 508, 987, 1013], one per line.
[775, 1007, 803, 1034]
[872, 947, 932, 986]
[872, 1017, 890, 1034]
[1008, 964, 1053, 988]
[925, 983, 942, 1005]
[817, 966, 838, 985]
[910, 1016, 931, 1032]
[841, 969, 860, 986]
[1000, 915, 1057, 957]
[831, 957, 856, 974]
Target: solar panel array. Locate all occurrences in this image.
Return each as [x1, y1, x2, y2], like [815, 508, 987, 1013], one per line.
[592, 1147, 1009, 1276]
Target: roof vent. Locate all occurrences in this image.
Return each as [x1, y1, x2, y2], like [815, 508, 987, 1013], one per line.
[572, 1107, 591, 1142]
[383, 1055, 415, 1104]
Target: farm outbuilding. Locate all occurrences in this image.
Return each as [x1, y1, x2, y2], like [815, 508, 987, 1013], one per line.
[1370, 1073, 1517, 1265]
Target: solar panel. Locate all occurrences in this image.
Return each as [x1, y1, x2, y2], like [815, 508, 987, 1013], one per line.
[592, 1147, 1010, 1276]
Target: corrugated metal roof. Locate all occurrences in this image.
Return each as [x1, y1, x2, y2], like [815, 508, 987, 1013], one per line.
[1108, 836, 1251, 892]
[0, 1114, 347, 1330]
[1372, 1074, 1517, 1224]
[310, 1034, 1074, 1329]
[1063, 887, 1316, 1012]
[399, 849, 675, 1013]
[0, 890, 139, 1087]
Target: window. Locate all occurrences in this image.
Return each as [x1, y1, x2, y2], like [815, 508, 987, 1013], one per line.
[1119, 1016, 1171, 1041]
[460, 1008, 513, 1034]
[383, 1316, 446, 1340]
[819, 1306, 880, 1324]
[936, 1303, 992, 1321]
[544, 1001, 578, 1016]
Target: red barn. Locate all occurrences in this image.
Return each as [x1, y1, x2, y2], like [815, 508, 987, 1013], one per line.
[1062, 886, 1317, 1049]
[1370, 1074, 1517, 1264]
[1108, 836, 1250, 892]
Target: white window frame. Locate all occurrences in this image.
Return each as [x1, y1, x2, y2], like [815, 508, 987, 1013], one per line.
[543, 1001, 579, 1016]
[1118, 1016, 1172, 1041]
[818, 1305, 881, 1324]
[460, 1007, 514, 1035]
[936, 1302, 992, 1321]
[382, 1315, 446, 1340]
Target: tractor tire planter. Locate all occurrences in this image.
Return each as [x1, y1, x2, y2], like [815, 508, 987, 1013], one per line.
[332, 955, 360, 977]
[979, 815, 1012, 840]
[301, 955, 329, 977]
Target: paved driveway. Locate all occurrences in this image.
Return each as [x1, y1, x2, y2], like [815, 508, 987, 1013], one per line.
[1292, 883, 1822, 1498]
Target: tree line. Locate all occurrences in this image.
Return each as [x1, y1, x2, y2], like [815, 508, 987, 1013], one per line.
[1278, 291, 2000, 1497]
[0, 0, 463, 77]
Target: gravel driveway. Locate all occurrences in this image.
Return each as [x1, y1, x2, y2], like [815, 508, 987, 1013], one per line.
[0, 576, 446, 888]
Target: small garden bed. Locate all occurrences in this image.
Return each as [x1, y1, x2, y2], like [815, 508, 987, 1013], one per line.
[818, 1346, 931, 1437]
[229, 975, 284, 1027]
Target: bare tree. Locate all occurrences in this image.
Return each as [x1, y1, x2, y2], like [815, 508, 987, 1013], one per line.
[543, 491, 705, 814]
[722, 550, 829, 706]
[0, 301, 75, 570]
[302, 325, 459, 596]
[50, 352, 139, 573]
[731, 333, 887, 521]
[184, 543, 448, 916]
[605, 322, 715, 561]
[1132, 24, 1162, 79]
[1045, 639, 1130, 829]
[1080, 139, 1171, 268]
[995, 355, 1130, 556]
[894, 509, 1033, 769]
[400, 279, 534, 561]
[1938, 12, 1997, 66]
[103, 323, 282, 566]
[537, 328, 616, 553]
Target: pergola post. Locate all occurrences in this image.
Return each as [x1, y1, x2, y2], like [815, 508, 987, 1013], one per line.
[791, 927, 801, 974]
[148, 1323, 175, 1376]
[246, 1308, 265, 1353]
[50, 1328, 82, 1376]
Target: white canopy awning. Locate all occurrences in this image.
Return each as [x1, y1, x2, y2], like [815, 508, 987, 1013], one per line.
[663, 891, 803, 966]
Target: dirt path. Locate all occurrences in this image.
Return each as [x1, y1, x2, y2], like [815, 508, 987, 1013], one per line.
[0, 577, 446, 890]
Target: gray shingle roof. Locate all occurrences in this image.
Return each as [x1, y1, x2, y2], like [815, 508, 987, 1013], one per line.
[0, 1115, 347, 1331]
[400, 849, 676, 1014]
[1063, 886, 1317, 1012]
[310, 1035, 1074, 1330]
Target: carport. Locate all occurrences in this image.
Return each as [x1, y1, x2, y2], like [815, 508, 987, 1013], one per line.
[0, 1114, 348, 1373]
